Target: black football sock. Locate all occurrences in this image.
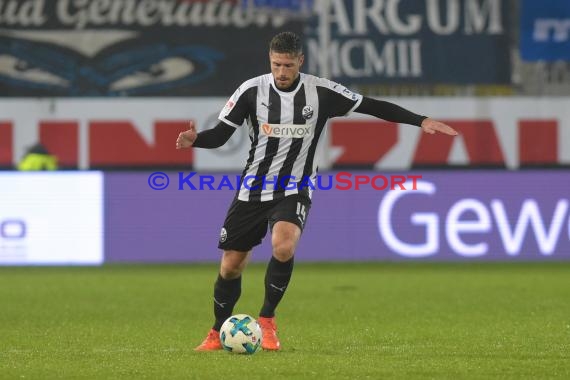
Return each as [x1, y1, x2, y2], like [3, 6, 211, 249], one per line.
[212, 273, 242, 331]
[259, 256, 294, 318]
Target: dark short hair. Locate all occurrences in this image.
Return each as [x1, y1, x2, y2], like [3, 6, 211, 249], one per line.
[269, 32, 303, 56]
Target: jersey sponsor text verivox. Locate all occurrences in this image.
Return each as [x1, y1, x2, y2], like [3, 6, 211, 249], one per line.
[260, 123, 312, 138]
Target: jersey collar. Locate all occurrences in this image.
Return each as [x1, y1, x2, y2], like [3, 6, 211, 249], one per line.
[271, 73, 303, 94]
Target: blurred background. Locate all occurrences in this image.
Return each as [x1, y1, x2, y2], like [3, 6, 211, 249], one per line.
[1, 0, 569, 265]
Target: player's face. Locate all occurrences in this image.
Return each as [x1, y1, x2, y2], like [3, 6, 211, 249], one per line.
[269, 51, 304, 89]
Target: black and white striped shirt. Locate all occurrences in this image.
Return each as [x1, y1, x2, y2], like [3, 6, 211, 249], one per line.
[219, 72, 363, 202]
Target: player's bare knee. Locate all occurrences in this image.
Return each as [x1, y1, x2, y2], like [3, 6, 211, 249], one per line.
[220, 266, 242, 279]
[272, 242, 295, 262]
[220, 250, 249, 279]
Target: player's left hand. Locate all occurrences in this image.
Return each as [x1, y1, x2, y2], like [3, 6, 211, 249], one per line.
[421, 118, 458, 136]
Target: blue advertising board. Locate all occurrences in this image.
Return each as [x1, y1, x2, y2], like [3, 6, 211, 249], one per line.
[520, 0, 570, 61]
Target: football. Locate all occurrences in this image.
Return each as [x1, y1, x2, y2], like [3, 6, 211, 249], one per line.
[219, 314, 263, 354]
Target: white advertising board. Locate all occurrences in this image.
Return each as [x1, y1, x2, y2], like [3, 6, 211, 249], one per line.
[0, 172, 104, 265]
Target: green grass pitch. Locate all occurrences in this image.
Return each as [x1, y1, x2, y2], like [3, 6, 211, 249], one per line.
[1, 262, 569, 379]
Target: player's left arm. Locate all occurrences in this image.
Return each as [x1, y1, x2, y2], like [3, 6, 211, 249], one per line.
[355, 97, 458, 136]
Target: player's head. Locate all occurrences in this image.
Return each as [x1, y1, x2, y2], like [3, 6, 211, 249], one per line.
[269, 31, 304, 90]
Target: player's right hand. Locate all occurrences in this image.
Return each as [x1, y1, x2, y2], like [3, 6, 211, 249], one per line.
[176, 121, 197, 149]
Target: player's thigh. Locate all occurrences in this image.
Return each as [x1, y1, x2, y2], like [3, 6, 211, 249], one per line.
[268, 194, 312, 259]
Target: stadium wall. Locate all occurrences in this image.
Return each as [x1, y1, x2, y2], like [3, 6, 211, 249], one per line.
[1, 97, 570, 171]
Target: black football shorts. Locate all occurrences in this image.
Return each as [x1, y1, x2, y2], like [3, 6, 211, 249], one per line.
[217, 194, 312, 252]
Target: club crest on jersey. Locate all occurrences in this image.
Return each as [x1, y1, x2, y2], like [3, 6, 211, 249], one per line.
[260, 123, 312, 138]
[302, 105, 314, 120]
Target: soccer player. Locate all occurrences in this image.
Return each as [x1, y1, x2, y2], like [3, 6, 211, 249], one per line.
[176, 31, 458, 351]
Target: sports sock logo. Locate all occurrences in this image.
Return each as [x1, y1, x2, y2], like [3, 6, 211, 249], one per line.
[269, 283, 287, 292]
[213, 297, 227, 308]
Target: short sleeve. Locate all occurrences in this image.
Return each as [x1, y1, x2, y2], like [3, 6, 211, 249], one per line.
[321, 80, 363, 118]
[218, 84, 251, 128]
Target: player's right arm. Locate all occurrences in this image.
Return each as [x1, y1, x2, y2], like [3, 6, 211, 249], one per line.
[176, 78, 257, 149]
